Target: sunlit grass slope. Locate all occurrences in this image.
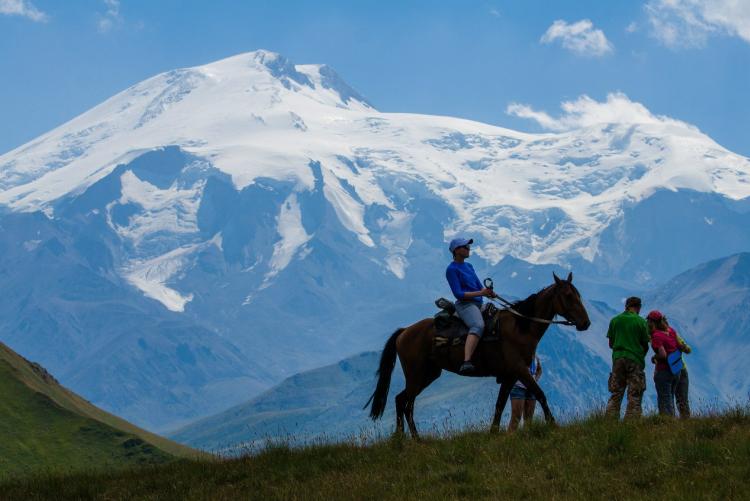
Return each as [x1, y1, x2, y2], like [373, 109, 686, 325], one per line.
[0, 342, 197, 478]
[3, 408, 749, 499]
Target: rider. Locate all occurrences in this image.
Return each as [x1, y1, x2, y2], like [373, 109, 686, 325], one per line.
[445, 237, 496, 375]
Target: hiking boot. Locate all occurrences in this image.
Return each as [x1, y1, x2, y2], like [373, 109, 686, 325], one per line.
[459, 361, 476, 375]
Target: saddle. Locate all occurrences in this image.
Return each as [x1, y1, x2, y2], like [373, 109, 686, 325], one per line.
[433, 298, 500, 347]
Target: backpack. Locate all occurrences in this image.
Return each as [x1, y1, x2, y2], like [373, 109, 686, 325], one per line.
[667, 350, 684, 375]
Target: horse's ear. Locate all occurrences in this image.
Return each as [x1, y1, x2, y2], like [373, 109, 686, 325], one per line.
[567, 271, 573, 283]
[553, 272, 562, 285]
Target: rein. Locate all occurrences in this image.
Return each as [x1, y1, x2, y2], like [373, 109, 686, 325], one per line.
[487, 294, 576, 326]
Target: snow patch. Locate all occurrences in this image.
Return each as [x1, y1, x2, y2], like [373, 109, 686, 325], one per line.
[124, 246, 196, 312]
[23, 240, 42, 252]
[265, 193, 311, 282]
[112, 170, 202, 247]
[123, 235, 221, 312]
[379, 211, 413, 279]
[322, 170, 374, 247]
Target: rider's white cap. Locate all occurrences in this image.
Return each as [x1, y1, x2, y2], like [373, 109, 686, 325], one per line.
[448, 237, 473, 253]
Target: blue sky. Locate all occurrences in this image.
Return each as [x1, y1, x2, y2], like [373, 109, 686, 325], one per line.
[1, 0, 748, 156]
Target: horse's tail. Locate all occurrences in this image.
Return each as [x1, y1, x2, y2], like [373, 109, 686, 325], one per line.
[363, 328, 404, 420]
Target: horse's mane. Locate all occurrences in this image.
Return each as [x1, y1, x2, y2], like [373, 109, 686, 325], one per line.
[507, 284, 555, 329]
[512, 284, 554, 314]
[512, 291, 541, 317]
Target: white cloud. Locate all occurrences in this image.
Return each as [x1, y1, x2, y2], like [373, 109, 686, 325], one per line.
[540, 19, 614, 57]
[506, 92, 693, 131]
[489, 8, 501, 18]
[626, 21, 638, 33]
[0, 0, 48, 22]
[97, 0, 121, 33]
[505, 103, 561, 130]
[646, 0, 750, 47]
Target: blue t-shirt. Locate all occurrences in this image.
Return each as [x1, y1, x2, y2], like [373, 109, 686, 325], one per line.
[445, 261, 483, 305]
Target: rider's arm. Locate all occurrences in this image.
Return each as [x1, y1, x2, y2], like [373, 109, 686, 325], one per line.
[446, 267, 466, 300]
[446, 267, 492, 299]
[535, 357, 542, 381]
[606, 319, 615, 349]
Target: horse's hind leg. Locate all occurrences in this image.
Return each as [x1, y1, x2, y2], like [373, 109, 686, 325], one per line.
[395, 390, 408, 434]
[404, 364, 441, 439]
[395, 388, 418, 437]
[401, 382, 421, 439]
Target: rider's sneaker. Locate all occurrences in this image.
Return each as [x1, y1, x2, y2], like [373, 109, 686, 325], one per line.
[459, 361, 476, 375]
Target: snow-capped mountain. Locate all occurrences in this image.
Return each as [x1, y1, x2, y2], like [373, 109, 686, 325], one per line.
[1, 50, 749, 430]
[3, 51, 750, 282]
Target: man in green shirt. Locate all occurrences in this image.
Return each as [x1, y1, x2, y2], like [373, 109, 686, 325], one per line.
[605, 296, 650, 419]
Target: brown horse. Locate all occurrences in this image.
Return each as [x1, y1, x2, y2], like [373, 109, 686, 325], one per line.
[365, 272, 590, 437]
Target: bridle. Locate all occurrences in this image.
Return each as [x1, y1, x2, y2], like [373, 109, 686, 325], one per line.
[484, 278, 577, 326]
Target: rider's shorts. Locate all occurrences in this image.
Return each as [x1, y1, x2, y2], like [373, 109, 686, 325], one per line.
[510, 385, 536, 401]
[455, 300, 484, 337]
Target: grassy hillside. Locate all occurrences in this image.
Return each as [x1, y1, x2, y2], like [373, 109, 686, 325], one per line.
[0, 342, 197, 479]
[3, 409, 749, 499]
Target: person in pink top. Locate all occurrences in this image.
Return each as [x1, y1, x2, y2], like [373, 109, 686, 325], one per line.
[647, 310, 679, 416]
[665, 318, 692, 418]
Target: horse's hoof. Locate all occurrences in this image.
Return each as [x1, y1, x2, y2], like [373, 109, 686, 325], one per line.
[388, 432, 406, 450]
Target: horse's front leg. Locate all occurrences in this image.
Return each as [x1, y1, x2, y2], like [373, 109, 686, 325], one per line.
[516, 371, 555, 425]
[490, 377, 515, 433]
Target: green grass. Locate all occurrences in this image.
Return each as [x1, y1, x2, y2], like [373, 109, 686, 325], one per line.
[0, 343, 198, 480]
[3, 410, 750, 500]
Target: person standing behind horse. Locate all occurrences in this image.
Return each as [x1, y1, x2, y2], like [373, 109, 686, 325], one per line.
[648, 310, 681, 416]
[605, 296, 650, 419]
[445, 237, 496, 375]
[509, 354, 542, 431]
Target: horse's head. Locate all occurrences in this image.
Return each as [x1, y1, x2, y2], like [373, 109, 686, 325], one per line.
[552, 272, 591, 331]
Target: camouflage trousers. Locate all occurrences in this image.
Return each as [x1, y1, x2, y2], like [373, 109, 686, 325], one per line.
[605, 357, 646, 419]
